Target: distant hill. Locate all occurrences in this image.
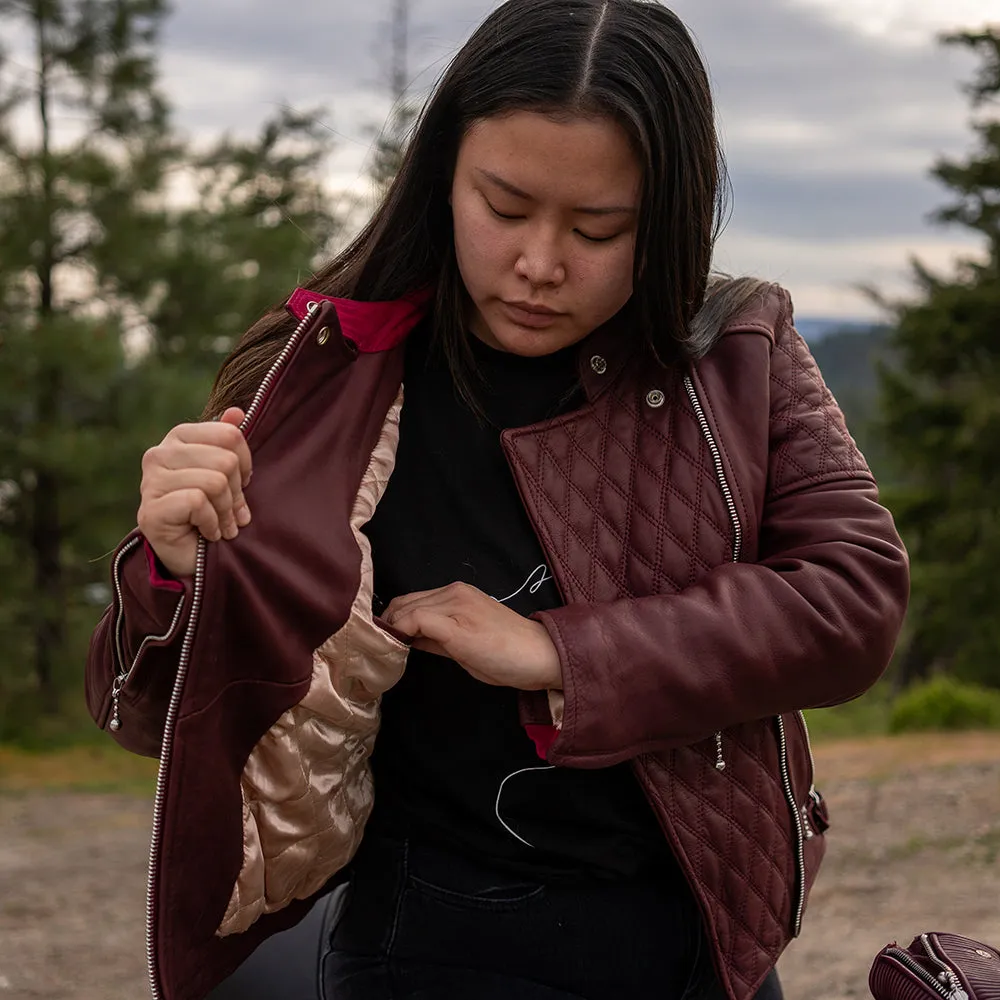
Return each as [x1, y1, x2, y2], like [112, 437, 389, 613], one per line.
[795, 317, 880, 343]
[806, 322, 894, 479]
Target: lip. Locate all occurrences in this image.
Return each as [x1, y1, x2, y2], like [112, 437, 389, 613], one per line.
[501, 301, 565, 329]
[507, 301, 562, 316]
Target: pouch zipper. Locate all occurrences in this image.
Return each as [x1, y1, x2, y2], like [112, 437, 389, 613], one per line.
[144, 300, 325, 1000]
[683, 374, 741, 773]
[884, 936, 969, 1000]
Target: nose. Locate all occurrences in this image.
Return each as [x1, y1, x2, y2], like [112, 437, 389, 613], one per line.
[514, 226, 566, 288]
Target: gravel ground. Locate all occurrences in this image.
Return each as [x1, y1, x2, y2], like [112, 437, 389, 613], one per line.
[1, 734, 998, 1000]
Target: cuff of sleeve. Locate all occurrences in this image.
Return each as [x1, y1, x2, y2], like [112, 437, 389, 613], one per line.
[525, 724, 559, 761]
[142, 538, 185, 593]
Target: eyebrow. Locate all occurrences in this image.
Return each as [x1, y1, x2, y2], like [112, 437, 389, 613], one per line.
[477, 169, 636, 217]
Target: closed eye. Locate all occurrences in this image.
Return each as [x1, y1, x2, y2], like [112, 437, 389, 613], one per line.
[486, 201, 524, 221]
[576, 230, 618, 243]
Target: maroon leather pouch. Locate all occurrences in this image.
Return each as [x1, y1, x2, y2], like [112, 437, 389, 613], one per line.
[870, 932, 1000, 1000]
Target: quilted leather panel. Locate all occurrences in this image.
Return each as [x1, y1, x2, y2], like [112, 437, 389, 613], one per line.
[503, 310, 845, 1000]
[767, 318, 869, 498]
[503, 370, 735, 605]
[641, 728, 796, 1000]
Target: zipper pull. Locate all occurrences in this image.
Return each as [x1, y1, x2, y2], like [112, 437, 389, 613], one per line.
[110, 675, 124, 732]
[714, 731, 726, 771]
[801, 805, 815, 839]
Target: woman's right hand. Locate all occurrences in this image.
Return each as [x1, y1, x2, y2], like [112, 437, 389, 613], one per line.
[136, 407, 253, 579]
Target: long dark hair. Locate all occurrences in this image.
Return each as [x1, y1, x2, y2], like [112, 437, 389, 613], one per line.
[205, 0, 728, 417]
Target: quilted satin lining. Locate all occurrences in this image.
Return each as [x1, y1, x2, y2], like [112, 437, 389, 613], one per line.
[218, 389, 408, 937]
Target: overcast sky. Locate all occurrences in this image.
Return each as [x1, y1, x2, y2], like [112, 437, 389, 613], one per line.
[40, 0, 1000, 318]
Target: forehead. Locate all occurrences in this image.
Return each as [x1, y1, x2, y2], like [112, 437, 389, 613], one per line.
[457, 111, 641, 200]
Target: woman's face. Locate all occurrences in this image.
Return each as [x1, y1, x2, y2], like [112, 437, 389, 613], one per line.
[451, 111, 641, 357]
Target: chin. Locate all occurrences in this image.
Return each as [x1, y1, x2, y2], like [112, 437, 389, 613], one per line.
[483, 311, 588, 357]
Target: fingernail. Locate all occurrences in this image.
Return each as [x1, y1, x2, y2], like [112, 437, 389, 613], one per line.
[224, 524, 239, 540]
[236, 505, 251, 527]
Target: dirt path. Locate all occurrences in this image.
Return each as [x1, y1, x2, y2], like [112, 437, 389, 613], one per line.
[1, 733, 998, 999]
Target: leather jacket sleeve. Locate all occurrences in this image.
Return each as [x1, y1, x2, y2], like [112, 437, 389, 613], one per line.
[533, 323, 910, 770]
[84, 530, 193, 758]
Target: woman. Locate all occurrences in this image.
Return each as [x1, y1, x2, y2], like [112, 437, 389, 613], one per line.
[85, 1, 910, 998]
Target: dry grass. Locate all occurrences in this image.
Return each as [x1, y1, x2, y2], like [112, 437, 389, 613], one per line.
[0, 742, 158, 794]
[813, 730, 1000, 782]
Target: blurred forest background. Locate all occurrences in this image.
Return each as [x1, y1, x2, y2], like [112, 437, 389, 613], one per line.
[0, 0, 999, 748]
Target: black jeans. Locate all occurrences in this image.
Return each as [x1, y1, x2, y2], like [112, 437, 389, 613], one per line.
[321, 834, 780, 1000]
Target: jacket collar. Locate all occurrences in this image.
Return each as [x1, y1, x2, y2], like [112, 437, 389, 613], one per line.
[285, 287, 632, 403]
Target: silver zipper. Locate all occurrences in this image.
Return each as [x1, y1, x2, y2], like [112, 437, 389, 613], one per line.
[239, 299, 321, 434]
[795, 710, 821, 839]
[684, 374, 742, 771]
[683, 375, 743, 563]
[798, 709, 823, 807]
[109, 536, 186, 732]
[921, 934, 970, 1000]
[885, 940, 969, 1000]
[145, 302, 322, 1000]
[775, 713, 807, 937]
[112, 536, 143, 680]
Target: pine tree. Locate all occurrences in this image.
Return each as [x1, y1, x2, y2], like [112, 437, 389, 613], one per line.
[879, 28, 1000, 689]
[0, 0, 176, 727]
[0, 2, 343, 736]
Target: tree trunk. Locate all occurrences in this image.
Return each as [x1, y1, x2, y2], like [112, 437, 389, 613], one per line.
[31, 2, 62, 714]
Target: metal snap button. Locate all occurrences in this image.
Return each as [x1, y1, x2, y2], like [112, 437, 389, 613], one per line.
[646, 389, 665, 408]
[317, 327, 330, 345]
[590, 355, 608, 375]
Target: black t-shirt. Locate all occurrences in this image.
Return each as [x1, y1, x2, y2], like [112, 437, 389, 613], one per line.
[363, 321, 669, 882]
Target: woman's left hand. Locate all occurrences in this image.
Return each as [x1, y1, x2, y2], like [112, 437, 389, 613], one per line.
[382, 582, 562, 691]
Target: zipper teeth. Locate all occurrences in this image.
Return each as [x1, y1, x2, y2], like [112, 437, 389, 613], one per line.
[112, 536, 143, 676]
[775, 714, 807, 937]
[920, 935, 966, 996]
[684, 374, 742, 772]
[885, 947, 958, 1000]
[145, 536, 206, 1000]
[128, 597, 187, 678]
[798, 709, 820, 801]
[239, 305, 318, 434]
[683, 375, 742, 563]
[144, 303, 320, 1000]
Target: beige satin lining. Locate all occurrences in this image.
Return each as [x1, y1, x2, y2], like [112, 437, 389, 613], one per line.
[548, 690, 565, 729]
[218, 389, 408, 937]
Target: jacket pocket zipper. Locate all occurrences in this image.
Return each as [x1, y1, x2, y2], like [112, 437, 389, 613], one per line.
[109, 535, 186, 732]
[144, 299, 329, 1000]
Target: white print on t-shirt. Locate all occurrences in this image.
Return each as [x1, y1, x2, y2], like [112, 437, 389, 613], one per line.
[490, 562, 558, 848]
[492, 564, 554, 606]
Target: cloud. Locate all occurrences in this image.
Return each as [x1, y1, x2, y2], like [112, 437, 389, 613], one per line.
[153, 0, 993, 315]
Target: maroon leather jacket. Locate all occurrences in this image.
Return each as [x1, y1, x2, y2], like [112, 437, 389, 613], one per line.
[86, 283, 909, 1000]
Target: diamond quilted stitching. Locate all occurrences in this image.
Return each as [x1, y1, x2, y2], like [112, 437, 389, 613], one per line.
[769, 328, 868, 497]
[503, 333, 835, 1000]
[506, 380, 734, 604]
[646, 730, 794, 995]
